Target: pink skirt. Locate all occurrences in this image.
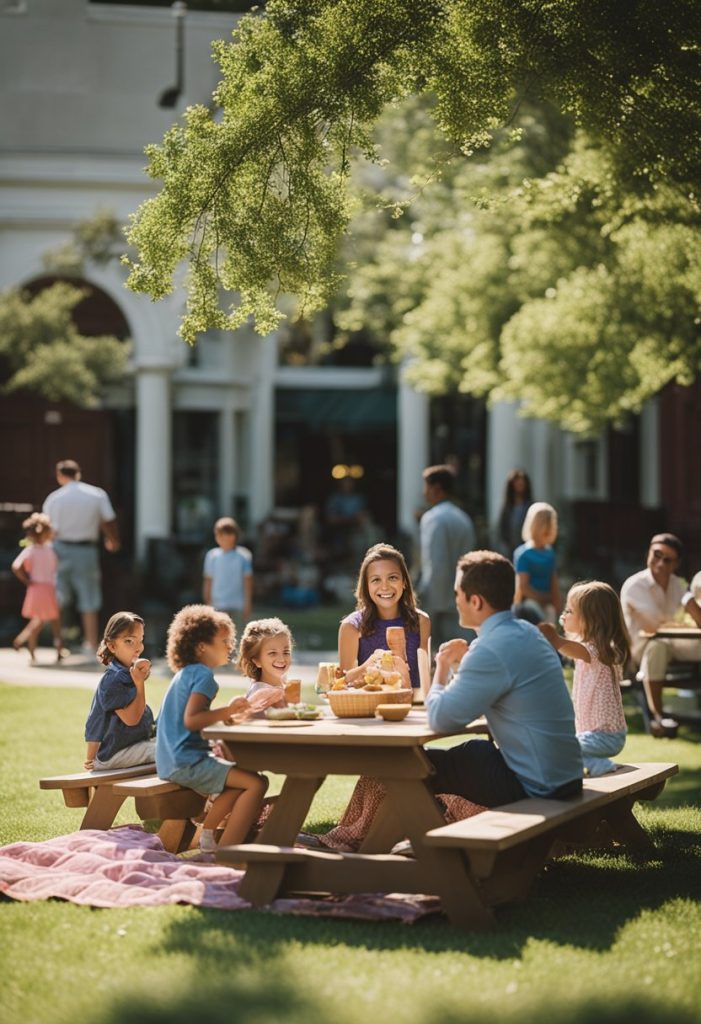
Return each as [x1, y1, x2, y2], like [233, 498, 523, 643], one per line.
[22, 582, 59, 621]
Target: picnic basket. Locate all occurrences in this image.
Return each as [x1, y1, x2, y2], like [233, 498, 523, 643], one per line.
[327, 688, 413, 718]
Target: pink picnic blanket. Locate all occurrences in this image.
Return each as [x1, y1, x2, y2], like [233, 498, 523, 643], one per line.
[0, 826, 439, 923]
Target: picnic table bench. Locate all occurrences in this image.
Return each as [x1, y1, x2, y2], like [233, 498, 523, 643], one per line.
[39, 768, 207, 850]
[39, 764, 157, 830]
[111, 776, 207, 853]
[420, 761, 676, 923]
[218, 761, 676, 929]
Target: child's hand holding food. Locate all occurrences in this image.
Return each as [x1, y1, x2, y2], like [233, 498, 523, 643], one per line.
[130, 657, 151, 684]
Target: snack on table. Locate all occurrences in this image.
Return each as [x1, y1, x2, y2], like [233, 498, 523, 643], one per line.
[265, 706, 297, 721]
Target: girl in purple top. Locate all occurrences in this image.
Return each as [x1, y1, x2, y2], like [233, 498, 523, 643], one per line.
[338, 543, 431, 689]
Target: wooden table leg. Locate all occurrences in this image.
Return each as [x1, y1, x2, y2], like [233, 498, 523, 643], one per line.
[256, 775, 323, 844]
[80, 787, 128, 830]
[384, 779, 495, 930]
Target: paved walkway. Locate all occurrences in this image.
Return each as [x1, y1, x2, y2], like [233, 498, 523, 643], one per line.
[0, 646, 335, 690]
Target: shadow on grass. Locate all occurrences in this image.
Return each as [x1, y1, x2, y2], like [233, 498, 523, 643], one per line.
[96, 984, 697, 1024]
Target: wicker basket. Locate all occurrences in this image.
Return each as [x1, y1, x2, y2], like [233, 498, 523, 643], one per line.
[326, 688, 413, 718]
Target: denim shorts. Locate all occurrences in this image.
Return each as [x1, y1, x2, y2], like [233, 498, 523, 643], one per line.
[54, 541, 101, 613]
[168, 755, 233, 797]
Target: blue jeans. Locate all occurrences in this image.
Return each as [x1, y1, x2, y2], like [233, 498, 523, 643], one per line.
[577, 730, 626, 777]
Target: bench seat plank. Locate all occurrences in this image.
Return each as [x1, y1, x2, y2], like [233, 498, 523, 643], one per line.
[424, 763, 677, 852]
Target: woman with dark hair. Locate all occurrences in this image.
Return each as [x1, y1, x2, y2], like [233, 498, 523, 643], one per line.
[497, 468, 532, 556]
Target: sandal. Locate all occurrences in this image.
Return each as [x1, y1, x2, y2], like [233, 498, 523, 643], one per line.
[295, 832, 327, 849]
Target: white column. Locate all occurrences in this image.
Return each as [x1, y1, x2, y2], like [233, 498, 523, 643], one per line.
[397, 362, 429, 537]
[135, 364, 172, 561]
[248, 335, 276, 526]
[640, 397, 660, 508]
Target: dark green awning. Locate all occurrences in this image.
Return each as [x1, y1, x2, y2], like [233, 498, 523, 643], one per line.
[276, 388, 396, 432]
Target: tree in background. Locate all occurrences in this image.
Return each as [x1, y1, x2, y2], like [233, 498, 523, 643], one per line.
[124, 0, 701, 431]
[0, 212, 129, 406]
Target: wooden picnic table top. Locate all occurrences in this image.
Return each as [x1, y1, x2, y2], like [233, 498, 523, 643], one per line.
[203, 708, 487, 748]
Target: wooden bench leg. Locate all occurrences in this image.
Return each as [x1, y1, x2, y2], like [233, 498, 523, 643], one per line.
[603, 798, 656, 853]
[158, 818, 198, 854]
[80, 788, 128, 830]
[239, 861, 289, 906]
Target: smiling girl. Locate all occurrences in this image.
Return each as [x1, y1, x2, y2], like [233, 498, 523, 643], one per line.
[338, 543, 430, 691]
[238, 617, 298, 710]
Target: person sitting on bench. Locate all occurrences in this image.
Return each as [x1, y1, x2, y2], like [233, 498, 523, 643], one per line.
[425, 550, 583, 810]
[620, 533, 701, 737]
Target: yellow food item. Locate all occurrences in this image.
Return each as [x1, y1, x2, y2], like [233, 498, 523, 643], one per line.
[364, 670, 382, 685]
[379, 650, 394, 669]
[363, 683, 382, 692]
[331, 679, 347, 691]
[383, 672, 402, 688]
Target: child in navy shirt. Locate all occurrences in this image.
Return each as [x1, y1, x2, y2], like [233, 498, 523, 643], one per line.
[84, 612, 156, 771]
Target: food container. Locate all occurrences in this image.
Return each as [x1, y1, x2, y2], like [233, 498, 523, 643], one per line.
[316, 662, 340, 694]
[326, 688, 413, 718]
[375, 704, 412, 722]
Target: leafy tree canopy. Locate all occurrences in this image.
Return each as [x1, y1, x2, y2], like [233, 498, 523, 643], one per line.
[124, 0, 701, 432]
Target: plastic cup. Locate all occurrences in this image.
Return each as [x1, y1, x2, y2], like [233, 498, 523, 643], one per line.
[284, 678, 302, 703]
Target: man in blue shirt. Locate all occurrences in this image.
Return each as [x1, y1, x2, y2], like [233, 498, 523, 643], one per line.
[425, 550, 582, 806]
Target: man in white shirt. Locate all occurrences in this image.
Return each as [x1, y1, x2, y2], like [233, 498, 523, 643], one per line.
[620, 533, 701, 736]
[43, 459, 120, 653]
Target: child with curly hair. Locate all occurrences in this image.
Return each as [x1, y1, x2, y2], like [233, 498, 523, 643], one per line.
[156, 604, 268, 853]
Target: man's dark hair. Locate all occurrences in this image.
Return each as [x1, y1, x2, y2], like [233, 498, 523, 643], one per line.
[422, 464, 456, 494]
[456, 550, 515, 611]
[57, 459, 80, 479]
[649, 533, 684, 560]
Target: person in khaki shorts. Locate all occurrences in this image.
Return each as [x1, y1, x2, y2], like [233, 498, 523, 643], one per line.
[620, 533, 701, 736]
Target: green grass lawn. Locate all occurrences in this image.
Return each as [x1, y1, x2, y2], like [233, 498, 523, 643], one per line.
[1, 681, 700, 1024]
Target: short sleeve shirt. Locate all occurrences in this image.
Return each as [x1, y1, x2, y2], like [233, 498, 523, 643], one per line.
[203, 546, 252, 611]
[12, 543, 58, 584]
[572, 642, 627, 734]
[84, 659, 155, 762]
[43, 481, 115, 541]
[514, 543, 556, 594]
[620, 568, 686, 662]
[156, 662, 218, 777]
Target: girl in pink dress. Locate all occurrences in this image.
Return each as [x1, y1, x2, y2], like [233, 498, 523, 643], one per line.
[11, 512, 64, 663]
[539, 581, 631, 776]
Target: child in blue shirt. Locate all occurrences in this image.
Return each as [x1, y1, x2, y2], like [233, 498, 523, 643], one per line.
[156, 604, 267, 853]
[84, 612, 156, 771]
[513, 502, 561, 624]
[202, 517, 253, 633]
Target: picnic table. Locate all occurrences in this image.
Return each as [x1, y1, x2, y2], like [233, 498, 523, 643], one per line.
[204, 709, 494, 927]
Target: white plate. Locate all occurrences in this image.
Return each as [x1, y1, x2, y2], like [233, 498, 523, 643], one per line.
[266, 719, 315, 728]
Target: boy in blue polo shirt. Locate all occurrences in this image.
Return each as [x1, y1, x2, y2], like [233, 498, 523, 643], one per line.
[202, 517, 253, 632]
